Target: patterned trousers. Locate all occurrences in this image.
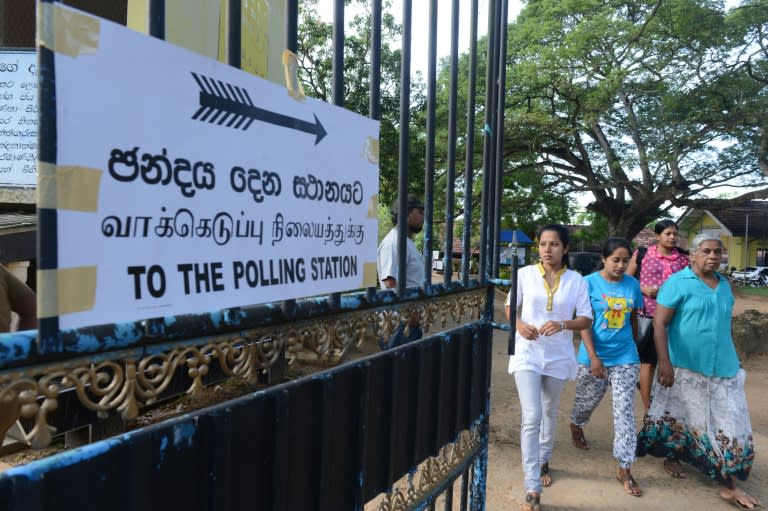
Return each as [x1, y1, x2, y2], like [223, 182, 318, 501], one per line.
[570, 363, 639, 468]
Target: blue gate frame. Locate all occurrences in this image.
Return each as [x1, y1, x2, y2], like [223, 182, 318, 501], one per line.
[0, 0, 512, 509]
[0, 321, 492, 510]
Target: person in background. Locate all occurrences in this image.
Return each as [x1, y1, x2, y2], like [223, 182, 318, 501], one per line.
[568, 238, 644, 496]
[504, 224, 593, 511]
[636, 233, 759, 510]
[0, 264, 36, 332]
[626, 219, 688, 478]
[376, 193, 425, 349]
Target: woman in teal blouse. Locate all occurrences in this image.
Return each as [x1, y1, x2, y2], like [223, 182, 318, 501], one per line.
[636, 233, 759, 509]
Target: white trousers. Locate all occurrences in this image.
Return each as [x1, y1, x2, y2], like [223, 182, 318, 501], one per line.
[513, 370, 567, 493]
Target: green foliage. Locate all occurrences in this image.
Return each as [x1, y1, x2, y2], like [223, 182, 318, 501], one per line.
[377, 201, 392, 244]
[500, 0, 768, 239]
[296, 0, 768, 247]
[571, 210, 609, 248]
[501, 167, 574, 236]
[425, 36, 575, 248]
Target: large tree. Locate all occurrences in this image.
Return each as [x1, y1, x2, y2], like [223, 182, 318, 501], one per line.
[728, 0, 768, 175]
[427, 39, 577, 244]
[296, 3, 569, 248]
[502, 0, 768, 239]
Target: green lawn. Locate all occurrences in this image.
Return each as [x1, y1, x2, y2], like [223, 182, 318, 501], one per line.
[735, 286, 768, 298]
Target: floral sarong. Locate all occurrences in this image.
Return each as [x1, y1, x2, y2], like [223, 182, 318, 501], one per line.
[636, 367, 755, 483]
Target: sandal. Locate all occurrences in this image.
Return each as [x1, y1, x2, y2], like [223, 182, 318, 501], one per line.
[569, 423, 589, 450]
[540, 462, 552, 487]
[616, 470, 642, 496]
[663, 458, 686, 478]
[520, 492, 541, 511]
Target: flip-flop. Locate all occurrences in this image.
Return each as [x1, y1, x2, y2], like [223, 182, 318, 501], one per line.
[663, 458, 686, 478]
[540, 462, 552, 487]
[616, 473, 642, 496]
[569, 423, 589, 450]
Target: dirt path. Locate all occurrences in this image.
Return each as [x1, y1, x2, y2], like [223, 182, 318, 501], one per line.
[485, 291, 768, 510]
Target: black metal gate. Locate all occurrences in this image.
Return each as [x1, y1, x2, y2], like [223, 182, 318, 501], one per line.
[0, 0, 512, 509]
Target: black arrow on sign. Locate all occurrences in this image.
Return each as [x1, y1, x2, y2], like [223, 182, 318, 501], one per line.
[190, 72, 327, 145]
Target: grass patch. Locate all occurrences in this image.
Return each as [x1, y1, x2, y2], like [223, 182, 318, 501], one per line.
[736, 286, 768, 298]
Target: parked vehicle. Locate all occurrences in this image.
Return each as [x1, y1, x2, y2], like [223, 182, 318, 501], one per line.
[730, 266, 768, 283]
[569, 251, 602, 276]
[745, 268, 768, 288]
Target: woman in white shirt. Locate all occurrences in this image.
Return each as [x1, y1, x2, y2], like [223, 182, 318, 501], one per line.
[505, 224, 593, 511]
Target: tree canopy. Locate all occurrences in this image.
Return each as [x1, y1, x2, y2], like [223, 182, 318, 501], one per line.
[295, 0, 767, 243]
[502, 0, 768, 239]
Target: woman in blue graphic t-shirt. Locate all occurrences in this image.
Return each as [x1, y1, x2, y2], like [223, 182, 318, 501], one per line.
[568, 238, 644, 497]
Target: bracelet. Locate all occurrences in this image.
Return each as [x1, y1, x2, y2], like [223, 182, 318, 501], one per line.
[560, 320, 566, 331]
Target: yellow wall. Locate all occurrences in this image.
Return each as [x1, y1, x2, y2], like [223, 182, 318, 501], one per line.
[167, 0, 222, 59]
[126, 0, 284, 83]
[241, 0, 280, 80]
[126, 0, 148, 32]
[744, 239, 766, 269]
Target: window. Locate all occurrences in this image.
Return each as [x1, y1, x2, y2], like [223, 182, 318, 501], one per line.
[757, 249, 767, 267]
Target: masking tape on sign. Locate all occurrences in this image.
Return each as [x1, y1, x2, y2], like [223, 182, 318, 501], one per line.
[282, 50, 305, 101]
[38, 266, 98, 318]
[362, 137, 379, 165]
[362, 262, 378, 288]
[38, 162, 102, 212]
[39, 3, 101, 58]
[367, 195, 378, 219]
[362, 261, 379, 287]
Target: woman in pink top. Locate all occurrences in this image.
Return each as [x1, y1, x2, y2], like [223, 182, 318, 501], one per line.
[627, 219, 689, 477]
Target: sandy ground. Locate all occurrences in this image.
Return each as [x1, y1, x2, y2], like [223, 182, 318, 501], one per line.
[486, 290, 768, 511]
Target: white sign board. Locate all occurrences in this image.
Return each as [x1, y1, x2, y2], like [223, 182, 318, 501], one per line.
[42, 5, 379, 331]
[0, 50, 37, 187]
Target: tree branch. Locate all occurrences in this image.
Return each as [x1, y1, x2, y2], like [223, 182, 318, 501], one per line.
[619, 89, 652, 186]
[587, 120, 629, 203]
